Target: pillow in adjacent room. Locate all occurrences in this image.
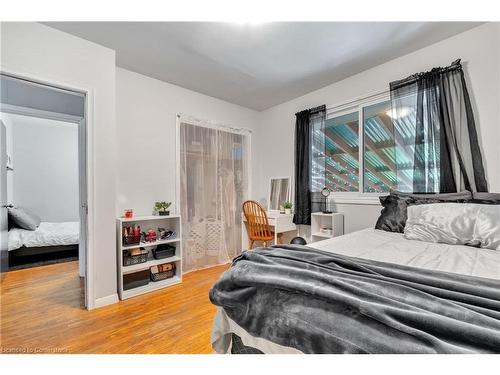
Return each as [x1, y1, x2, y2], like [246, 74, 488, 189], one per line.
[375, 190, 472, 233]
[404, 203, 500, 250]
[7, 207, 41, 231]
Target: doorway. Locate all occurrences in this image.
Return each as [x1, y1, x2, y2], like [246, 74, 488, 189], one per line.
[0, 73, 88, 307]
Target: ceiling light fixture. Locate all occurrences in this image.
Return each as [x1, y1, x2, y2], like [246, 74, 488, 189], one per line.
[229, 21, 267, 26]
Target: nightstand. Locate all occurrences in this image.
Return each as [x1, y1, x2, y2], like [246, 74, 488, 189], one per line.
[310, 212, 344, 242]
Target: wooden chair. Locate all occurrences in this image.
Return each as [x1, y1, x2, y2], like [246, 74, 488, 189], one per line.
[242, 200, 282, 249]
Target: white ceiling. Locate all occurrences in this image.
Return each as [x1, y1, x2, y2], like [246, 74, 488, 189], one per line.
[44, 22, 481, 110]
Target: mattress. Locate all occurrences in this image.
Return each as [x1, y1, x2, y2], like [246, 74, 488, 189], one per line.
[8, 221, 80, 251]
[310, 228, 500, 280]
[213, 228, 500, 354]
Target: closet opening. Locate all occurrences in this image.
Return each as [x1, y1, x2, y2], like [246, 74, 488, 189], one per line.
[176, 114, 251, 273]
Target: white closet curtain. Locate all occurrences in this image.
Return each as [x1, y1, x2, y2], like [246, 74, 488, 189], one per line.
[179, 115, 250, 272]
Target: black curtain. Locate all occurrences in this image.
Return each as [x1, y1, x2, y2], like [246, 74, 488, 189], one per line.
[293, 105, 326, 225]
[390, 59, 487, 193]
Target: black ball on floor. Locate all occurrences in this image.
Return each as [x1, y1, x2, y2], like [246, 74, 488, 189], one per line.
[290, 236, 307, 245]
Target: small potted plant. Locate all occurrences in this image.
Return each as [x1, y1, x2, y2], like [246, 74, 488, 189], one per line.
[154, 201, 172, 216]
[282, 201, 293, 215]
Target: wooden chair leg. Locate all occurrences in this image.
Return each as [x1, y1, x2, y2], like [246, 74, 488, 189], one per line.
[263, 241, 267, 248]
[249, 240, 254, 249]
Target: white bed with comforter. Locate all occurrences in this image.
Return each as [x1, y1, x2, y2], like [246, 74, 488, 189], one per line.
[212, 227, 500, 353]
[8, 221, 80, 251]
[312, 228, 500, 279]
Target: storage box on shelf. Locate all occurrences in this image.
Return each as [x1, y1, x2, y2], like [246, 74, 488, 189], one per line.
[116, 215, 182, 300]
[310, 212, 344, 243]
[122, 248, 149, 266]
[150, 262, 176, 282]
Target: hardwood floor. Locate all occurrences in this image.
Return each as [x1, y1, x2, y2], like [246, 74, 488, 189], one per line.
[0, 261, 229, 354]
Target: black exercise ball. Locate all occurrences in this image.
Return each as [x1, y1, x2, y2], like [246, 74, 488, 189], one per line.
[290, 236, 307, 245]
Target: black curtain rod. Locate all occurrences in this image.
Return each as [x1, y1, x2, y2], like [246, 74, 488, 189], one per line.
[295, 104, 326, 116]
[390, 59, 463, 91]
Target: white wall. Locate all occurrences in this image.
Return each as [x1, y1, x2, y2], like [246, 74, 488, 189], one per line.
[0, 22, 117, 305]
[2, 113, 79, 222]
[255, 23, 500, 234]
[116, 68, 260, 217]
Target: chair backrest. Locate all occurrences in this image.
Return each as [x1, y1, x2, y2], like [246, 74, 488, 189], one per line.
[242, 200, 273, 240]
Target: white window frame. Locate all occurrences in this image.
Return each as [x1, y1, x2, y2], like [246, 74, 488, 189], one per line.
[324, 90, 390, 205]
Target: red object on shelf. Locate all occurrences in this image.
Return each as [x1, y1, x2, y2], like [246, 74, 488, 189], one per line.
[124, 209, 134, 218]
[145, 229, 157, 242]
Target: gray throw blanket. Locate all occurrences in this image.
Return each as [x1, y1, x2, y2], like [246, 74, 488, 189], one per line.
[209, 245, 500, 353]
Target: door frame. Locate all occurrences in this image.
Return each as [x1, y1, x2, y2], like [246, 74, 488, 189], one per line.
[0, 120, 8, 279]
[0, 69, 96, 310]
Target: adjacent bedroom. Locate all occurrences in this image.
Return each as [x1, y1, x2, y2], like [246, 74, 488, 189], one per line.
[2, 113, 80, 269]
[0, 74, 87, 310]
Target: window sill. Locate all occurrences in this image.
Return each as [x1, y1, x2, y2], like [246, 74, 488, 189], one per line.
[329, 195, 383, 205]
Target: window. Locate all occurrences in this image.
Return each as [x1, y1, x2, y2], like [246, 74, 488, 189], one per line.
[362, 101, 396, 193]
[312, 111, 360, 193]
[312, 95, 399, 196]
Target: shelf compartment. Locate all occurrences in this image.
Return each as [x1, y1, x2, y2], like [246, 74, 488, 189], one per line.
[122, 255, 181, 274]
[311, 232, 333, 239]
[121, 276, 181, 299]
[121, 237, 180, 250]
[118, 214, 181, 223]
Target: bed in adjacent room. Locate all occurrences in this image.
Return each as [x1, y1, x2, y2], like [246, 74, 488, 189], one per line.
[8, 222, 80, 268]
[210, 193, 500, 354]
[7, 207, 79, 269]
[8, 221, 80, 252]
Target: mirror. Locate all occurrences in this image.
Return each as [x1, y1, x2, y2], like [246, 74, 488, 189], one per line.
[268, 177, 291, 211]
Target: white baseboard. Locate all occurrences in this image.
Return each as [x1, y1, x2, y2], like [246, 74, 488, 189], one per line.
[93, 293, 119, 309]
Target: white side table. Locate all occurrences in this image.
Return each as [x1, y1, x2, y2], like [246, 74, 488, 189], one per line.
[310, 212, 344, 243]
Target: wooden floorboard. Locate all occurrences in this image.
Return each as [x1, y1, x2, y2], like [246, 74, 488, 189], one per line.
[0, 261, 229, 354]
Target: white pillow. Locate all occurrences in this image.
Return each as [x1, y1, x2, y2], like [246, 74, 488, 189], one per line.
[8, 206, 41, 231]
[404, 203, 500, 250]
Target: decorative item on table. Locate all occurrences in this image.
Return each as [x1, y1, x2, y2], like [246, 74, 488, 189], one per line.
[320, 187, 332, 214]
[152, 243, 176, 259]
[144, 228, 157, 243]
[123, 247, 148, 266]
[150, 262, 176, 281]
[154, 201, 172, 216]
[122, 225, 141, 246]
[282, 201, 293, 215]
[124, 208, 134, 218]
[158, 228, 176, 240]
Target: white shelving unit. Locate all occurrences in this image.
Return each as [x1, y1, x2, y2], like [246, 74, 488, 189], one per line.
[117, 215, 182, 300]
[310, 212, 344, 243]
